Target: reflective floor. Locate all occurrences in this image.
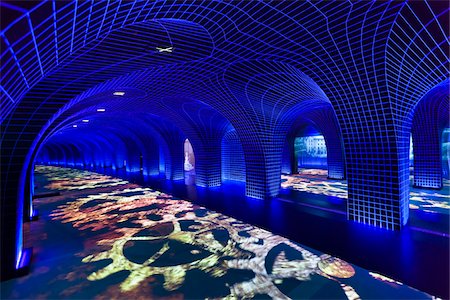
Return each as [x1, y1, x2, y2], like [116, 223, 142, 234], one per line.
[280, 169, 450, 235]
[1, 166, 437, 299]
[281, 169, 450, 215]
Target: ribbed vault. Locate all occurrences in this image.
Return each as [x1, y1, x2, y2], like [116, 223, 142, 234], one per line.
[1, 0, 448, 278]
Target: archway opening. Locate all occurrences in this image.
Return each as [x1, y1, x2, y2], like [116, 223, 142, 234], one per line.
[184, 139, 195, 185]
[407, 80, 450, 224]
[408, 128, 450, 216]
[280, 122, 347, 203]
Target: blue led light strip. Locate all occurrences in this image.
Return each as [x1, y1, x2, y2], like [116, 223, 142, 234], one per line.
[26, 14, 44, 76]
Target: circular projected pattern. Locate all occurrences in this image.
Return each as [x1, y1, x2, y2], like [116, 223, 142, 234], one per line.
[318, 254, 355, 279]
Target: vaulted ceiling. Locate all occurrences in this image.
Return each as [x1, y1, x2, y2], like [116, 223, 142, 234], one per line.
[1, 0, 449, 231]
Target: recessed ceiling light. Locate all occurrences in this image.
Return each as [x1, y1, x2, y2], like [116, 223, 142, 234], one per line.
[82, 119, 89, 123]
[73, 124, 78, 128]
[156, 46, 173, 53]
[113, 91, 125, 96]
[97, 108, 106, 112]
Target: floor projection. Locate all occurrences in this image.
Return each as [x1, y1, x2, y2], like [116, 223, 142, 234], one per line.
[1, 166, 435, 299]
[281, 169, 450, 216]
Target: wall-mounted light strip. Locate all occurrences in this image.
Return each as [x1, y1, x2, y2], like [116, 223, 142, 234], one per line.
[70, 0, 78, 53]
[26, 14, 44, 76]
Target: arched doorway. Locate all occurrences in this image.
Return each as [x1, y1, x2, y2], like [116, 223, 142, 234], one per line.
[184, 139, 195, 185]
[407, 80, 450, 218]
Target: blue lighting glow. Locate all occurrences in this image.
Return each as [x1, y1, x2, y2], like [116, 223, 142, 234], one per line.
[15, 249, 22, 270]
[1, 2, 449, 279]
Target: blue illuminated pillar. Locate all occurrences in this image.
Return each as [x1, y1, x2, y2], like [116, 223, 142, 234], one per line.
[309, 108, 345, 180]
[281, 136, 296, 175]
[167, 146, 185, 181]
[0, 155, 26, 278]
[343, 114, 409, 230]
[143, 145, 160, 176]
[241, 133, 285, 199]
[221, 130, 246, 182]
[22, 168, 34, 221]
[322, 132, 345, 180]
[162, 133, 185, 181]
[195, 140, 222, 187]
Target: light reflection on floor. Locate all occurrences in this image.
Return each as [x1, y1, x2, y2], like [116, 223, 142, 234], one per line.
[1, 165, 436, 299]
[281, 169, 450, 215]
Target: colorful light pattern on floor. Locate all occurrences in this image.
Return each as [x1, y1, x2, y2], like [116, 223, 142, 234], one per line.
[0, 165, 436, 299]
[281, 169, 450, 215]
[52, 186, 366, 299]
[35, 165, 129, 190]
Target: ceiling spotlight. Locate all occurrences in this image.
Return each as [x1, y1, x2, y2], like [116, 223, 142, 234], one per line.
[156, 46, 174, 53]
[82, 119, 89, 123]
[73, 124, 78, 128]
[97, 108, 106, 112]
[113, 91, 125, 96]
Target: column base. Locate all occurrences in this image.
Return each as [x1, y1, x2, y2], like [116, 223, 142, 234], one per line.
[16, 247, 33, 276]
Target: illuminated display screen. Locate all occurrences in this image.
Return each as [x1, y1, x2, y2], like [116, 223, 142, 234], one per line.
[282, 169, 450, 215]
[295, 136, 327, 169]
[2, 165, 433, 299]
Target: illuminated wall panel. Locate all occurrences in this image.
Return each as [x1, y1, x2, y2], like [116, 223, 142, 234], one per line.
[161, 132, 186, 181]
[281, 136, 296, 175]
